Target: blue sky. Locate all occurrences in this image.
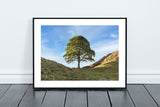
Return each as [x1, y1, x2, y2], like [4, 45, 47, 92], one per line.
[41, 25, 119, 68]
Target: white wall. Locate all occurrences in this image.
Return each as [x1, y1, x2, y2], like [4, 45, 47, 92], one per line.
[0, 0, 160, 84]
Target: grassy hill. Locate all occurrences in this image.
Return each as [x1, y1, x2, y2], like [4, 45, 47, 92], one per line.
[41, 51, 119, 80]
[94, 51, 118, 68]
[83, 51, 119, 68]
[41, 58, 79, 80]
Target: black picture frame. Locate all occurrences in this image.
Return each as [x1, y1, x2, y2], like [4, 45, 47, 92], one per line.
[33, 17, 127, 89]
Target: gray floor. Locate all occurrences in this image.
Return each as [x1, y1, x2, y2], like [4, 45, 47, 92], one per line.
[0, 84, 159, 107]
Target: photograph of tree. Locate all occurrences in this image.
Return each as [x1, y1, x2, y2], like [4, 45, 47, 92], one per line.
[41, 25, 119, 80]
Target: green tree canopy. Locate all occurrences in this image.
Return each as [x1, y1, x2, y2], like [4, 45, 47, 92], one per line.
[63, 35, 95, 68]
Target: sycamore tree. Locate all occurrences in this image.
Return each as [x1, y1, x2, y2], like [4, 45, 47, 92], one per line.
[63, 35, 95, 69]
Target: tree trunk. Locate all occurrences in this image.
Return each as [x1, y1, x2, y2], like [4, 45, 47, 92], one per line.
[78, 55, 80, 69]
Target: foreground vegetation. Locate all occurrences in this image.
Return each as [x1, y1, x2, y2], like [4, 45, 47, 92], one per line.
[41, 58, 118, 80]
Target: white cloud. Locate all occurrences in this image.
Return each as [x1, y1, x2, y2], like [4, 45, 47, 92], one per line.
[91, 40, 118, 61]
[41, 45, 78, 68]
[110, 34, 118, 38]
[41, 45, 60, 61]
[67, 26, 110, 41]
[68, 30, 75, 36]
[95, 44, 118, 53]
[41, 39, 49, 44]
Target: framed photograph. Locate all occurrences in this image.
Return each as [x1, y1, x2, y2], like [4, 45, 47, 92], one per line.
[33, 18, 127, 89]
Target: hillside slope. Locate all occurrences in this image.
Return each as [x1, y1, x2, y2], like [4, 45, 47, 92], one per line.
[41, 57, 78, 80]
[83, 51, 119, 68]
[41, 50, 119, 80]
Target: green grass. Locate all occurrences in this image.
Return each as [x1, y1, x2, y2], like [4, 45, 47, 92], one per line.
[41, 58, 118, 81]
